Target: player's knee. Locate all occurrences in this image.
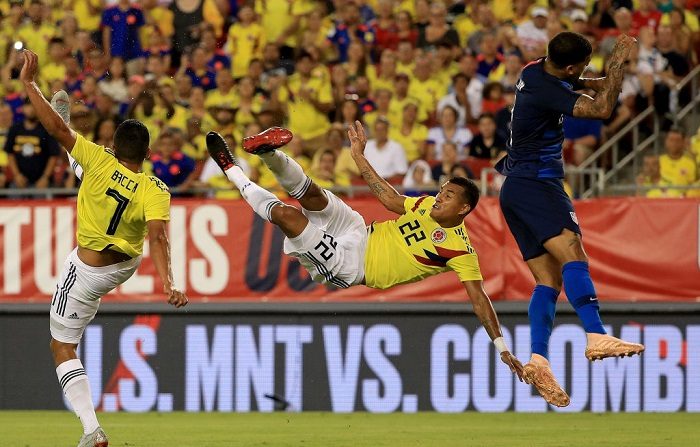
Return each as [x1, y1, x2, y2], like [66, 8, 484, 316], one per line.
[271, 204, 299, 222]
[533, 273, 562, 291]
[304, 184, 326, 201]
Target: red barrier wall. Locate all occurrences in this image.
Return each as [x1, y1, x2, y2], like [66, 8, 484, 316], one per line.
[0, 197, 697, 302]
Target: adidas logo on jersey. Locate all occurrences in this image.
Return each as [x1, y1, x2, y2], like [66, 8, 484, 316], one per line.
[419, 209, 426, 215]
[68, 312, 79, 320]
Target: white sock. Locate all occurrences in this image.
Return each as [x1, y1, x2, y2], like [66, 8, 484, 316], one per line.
[225, 166, 283, 221]
[259, 150, 312, 199]
[56, 358, 100, 434]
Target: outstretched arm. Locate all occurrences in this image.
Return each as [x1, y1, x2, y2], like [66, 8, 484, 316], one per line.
[348, 121, 406, 215]
[463, 280, 525, 382]
[147, 219, 188, 308]
[572, 35, 635, 119]
[20, 50, 77, 151]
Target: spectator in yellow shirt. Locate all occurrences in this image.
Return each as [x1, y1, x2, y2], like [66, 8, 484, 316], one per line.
[409, 53, 447, 117]
[309, 149, 340, 189]
[368, 49, 398, 94]
[636, 154, 680, 198]
[659, 127, 698, 196]
[18, 0, 57, 67]
[275, 50, 333, 152]
[364, 88, 399, 129]
[389, 72, 428, 125]
[390, 101, 428, 162]
[232, 76, 265, 132]
[310, 125, 357, 187]
[226, 5, 266, 79]
[395, 40, 415, 76]
[205, 68, 238, 109]
[71, 0, 102, 37]
[41, 38, 67, 88]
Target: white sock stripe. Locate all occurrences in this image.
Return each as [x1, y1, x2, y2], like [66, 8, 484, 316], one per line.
[265, 200, 283, 221]
[60, 368, 86, 389]
[291, 177, 313, 199]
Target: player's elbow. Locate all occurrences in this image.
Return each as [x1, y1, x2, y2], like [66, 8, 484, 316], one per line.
[383, 194, 405, 214]
[598, 105, 613, 120]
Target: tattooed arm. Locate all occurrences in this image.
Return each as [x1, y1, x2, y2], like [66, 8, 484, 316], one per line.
[575, 77, 606, 92]
[347, 121, 407, 215]
[573, 34, 636, 119]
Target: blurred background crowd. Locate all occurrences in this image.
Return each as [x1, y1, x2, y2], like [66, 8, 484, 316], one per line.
[0, 0, 698, 198]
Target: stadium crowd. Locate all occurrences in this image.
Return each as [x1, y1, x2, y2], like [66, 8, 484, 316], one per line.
[0, 0, 698, 198]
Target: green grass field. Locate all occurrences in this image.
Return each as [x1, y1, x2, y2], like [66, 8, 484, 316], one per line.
[2, 411, 697, 447]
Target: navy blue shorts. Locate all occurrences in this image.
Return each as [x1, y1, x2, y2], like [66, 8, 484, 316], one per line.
[499, 176, 581, 261]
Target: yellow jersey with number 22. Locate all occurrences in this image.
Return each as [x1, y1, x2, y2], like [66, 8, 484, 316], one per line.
[364, 195, 482, 290]
[71, 134, 171, 258]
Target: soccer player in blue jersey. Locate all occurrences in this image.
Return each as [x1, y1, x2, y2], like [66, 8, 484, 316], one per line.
[496, 32, 645, 407]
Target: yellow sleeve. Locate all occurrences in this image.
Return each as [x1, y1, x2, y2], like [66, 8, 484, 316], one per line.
[403, 195, 435, 214]
[447, 252, 483, 282]
[144, 177, 171, 222]
[203, 0, 224, 37]
[70, 133, 114, 174]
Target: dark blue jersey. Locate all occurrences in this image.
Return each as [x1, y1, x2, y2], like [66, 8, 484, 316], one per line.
[496, 58, 581, 179]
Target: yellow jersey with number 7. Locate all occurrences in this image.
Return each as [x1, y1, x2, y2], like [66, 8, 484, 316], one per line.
[71, 134, 170, 258]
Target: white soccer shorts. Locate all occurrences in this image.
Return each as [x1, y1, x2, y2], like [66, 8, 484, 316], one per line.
[49, 248, 141, 344]
[283, 189, 368, 288]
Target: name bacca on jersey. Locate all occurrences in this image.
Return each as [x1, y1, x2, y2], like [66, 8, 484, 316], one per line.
[71, 134, 171, 258]
[364, 195, 482, 289]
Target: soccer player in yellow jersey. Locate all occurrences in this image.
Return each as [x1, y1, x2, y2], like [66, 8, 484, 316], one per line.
[207, 121, 525, 385]
[21, 50, 187, 447]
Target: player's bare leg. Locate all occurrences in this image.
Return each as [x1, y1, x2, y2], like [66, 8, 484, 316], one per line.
[523, 253, 570, 407]
[242, 127, 329, 211]
[544, 229, 645, 361]
[206, 131, 311, 238]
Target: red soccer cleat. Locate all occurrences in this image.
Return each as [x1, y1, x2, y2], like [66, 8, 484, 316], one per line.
[242, 126, 293, 155]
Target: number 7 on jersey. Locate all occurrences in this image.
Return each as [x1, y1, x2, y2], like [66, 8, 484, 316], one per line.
[105, 188, 129, 235]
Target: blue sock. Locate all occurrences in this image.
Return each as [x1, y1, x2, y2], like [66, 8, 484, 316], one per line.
[562, 261, 606, 334]
[528, 285, 559, 358]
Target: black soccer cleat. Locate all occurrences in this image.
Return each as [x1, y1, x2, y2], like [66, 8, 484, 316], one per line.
[206, 131, 238, 173]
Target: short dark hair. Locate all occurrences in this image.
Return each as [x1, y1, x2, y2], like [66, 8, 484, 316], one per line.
[448, 176, 480, 214]
[547, 32, 592, 68]
[113, 119, 150, 163]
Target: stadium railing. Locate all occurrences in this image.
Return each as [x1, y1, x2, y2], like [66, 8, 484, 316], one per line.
[578, 64, 700, 198]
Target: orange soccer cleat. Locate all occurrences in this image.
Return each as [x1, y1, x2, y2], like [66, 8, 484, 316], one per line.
[585, 333, 645, 361]
[523, 361, 571, 408]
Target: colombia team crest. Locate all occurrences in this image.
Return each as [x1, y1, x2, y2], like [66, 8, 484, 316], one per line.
[431, 228, 447, 244]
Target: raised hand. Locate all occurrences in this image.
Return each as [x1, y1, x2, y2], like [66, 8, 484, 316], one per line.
[610, 34, 637, 65]
[347, 120, 367, 157]
[19, 50, 39, 84]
